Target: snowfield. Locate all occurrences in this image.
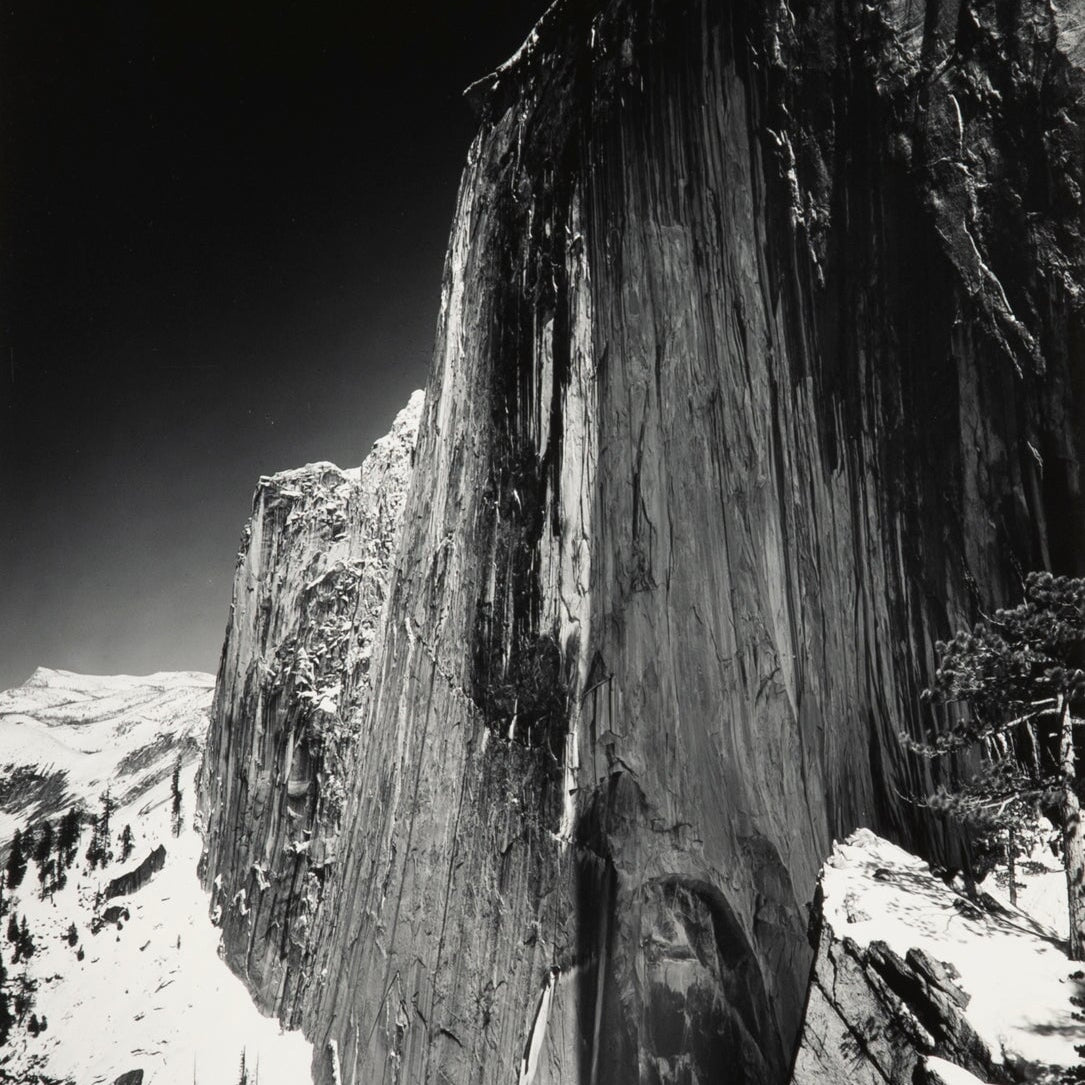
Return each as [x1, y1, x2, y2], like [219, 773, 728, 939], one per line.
[822, 827, 1085, 1073]
[0, 670, 313, 1085]
[0, 668, 215, 844]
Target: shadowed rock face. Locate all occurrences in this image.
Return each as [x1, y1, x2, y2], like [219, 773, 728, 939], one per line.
[202, 0, 1083, 1081]
[105, 846, 166, 900]
[196, 394, 421, 1023]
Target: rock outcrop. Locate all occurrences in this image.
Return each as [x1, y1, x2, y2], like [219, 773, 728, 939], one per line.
[197, 393, 422, 1022]
[105, 845, 166, 899]
[790, 830, 1085, 1084]
[200, 0, 1084, 1081]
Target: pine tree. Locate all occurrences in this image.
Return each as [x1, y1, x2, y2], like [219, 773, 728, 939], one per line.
[0, 948, 11, 1047]
[5, 830, 27, 890]
[119, 824, 134, 862]
[86, 813, 101, 870]
[6, 912, 17, 946]
[904, 571, 1085, 957]
[37, 858, 55, 901]
[33, 822, 54, 880]
[57, 808, 81, 869]
[16, 918, 33, 962]
[99, 790, 114, 865]
[65, 922, 78, 948]
[87, 791, 115, 869]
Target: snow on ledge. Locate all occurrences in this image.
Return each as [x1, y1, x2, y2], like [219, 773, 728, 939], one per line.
[821, 828, 1085, 1071]
[924, 1055, 994, 1085]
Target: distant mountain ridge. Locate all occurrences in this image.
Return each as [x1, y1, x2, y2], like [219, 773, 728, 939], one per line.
[0, 667, 213, 844]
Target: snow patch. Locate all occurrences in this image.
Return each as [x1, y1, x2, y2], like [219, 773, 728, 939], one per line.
[924, 1055, 994, 1084]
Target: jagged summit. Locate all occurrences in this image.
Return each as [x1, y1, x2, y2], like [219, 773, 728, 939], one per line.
[385, 385, 425, 431]
[463, 0, 569, 111]
[258, 460, 358, 485]
[254, 390, 424, 490]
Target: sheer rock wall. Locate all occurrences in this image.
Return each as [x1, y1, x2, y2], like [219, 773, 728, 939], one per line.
[197, 394, 421, 1023]
[203, 0, 1083, 1080]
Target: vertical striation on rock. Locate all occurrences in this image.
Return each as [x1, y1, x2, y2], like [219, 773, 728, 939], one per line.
[197, 392, 422, 1023]
[203, 0, 1084, 1081]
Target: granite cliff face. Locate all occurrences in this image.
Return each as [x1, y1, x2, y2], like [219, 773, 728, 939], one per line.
[200, 0, 1083, 1081]
[197, 393, 421, 1022]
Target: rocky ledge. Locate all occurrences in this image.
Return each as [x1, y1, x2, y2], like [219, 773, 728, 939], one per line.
[791, 830, 1085, 1085]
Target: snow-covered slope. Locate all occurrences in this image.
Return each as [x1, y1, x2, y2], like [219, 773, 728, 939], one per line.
[791, 828, 1085, 1084]
[2, 763, 312, 1085]
[0, 668, 214, 843]
[0, 670, 313, 1085]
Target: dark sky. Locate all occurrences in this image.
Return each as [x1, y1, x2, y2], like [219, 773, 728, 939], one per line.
[0, 1, 545, 691]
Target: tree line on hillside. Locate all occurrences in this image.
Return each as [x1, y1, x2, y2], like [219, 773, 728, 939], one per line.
[0, 784, 142, 1049]
[0, 758, 186, 1049]
[4, 790, 138, 903]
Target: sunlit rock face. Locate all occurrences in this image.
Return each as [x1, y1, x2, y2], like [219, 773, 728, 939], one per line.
[208, 0, 1083, 1080]
[196, 393, 422, 1023]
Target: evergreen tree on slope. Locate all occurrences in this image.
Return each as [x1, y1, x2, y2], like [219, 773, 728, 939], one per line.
[905, 572, 1085, 958]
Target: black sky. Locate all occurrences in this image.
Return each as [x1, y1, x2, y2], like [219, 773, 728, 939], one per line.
[0, 1, 546, 691]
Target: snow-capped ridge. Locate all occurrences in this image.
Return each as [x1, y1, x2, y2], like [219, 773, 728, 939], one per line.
[15, 667, 213, 694]
[0, 669, 213, 845]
